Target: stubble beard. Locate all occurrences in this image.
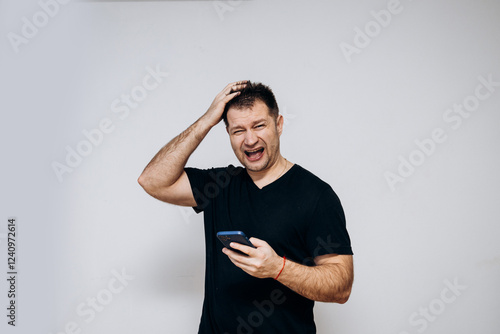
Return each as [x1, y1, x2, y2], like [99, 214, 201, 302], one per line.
[237, 142, 280, 173]
[243, 154, 270, 172]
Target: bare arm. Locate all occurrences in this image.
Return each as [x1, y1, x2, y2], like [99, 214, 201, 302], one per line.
[224, 238, 354, 303]
[137, 120, 211, 205]
[276, 253, 353, 303]
[138, 81, 248, 205]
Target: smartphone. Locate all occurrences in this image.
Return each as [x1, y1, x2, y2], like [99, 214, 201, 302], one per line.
[217, 231, 256, 253]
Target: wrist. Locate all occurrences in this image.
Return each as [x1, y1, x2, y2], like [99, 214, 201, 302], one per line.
[274, 256, 287, 281]
[191, 115, 218, 141]
[197, 114, 216, 129]
[199, 110, 223, 129]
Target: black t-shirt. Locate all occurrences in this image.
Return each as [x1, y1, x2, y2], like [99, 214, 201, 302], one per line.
[184, 164, 353, 334]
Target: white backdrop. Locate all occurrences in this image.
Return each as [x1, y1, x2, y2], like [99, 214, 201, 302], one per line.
[1, 0, 499, 333]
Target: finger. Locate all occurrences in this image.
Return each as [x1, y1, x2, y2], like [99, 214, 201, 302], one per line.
[222, 246, 246, 258]
[229, 242, 254, 255]
[223, 90, 242, 98]
[222, 80, 247, 93]
[226, 255, 254, 273]
[231, 82, 249, 91]
[223, 247, 252, 265]
[225, 254, 260, 277]
[248, 237, 268, 248]
[225, 81, 249, 95]
[230, 80, 249, 87]
[224, 251, 242, 266]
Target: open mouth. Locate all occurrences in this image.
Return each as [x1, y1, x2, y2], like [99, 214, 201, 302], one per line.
[244, 148, 264, 161]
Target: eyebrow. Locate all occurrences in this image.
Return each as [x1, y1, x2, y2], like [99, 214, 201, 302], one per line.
[229, 118, 267, 131]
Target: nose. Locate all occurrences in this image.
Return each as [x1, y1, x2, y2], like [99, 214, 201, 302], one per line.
[244, 130, 258, 147]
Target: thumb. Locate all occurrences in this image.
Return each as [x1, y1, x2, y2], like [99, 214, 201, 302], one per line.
[249, 237, 268, 248]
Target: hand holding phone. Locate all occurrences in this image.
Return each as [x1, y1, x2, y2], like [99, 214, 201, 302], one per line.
[217, 231, 255, 254]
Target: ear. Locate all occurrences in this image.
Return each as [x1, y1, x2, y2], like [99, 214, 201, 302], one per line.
[276, 114, 284, 136]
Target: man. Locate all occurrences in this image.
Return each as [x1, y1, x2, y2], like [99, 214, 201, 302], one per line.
[138, 80, 353, 333]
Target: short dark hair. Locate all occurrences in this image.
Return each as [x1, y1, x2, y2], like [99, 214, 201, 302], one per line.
[222, 81, 279, 127]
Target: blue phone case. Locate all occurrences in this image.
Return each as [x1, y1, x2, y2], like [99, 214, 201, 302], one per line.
[217, 231, 255, 252]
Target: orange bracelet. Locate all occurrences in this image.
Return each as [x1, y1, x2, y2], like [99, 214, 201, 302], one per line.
[274, 256, 286, 280]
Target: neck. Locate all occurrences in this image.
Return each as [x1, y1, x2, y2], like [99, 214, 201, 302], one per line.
[247, 155, 290, 189]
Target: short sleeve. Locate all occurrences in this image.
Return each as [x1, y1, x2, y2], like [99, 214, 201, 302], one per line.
[184, 166, 240, 213]
[184, 167, 213, 213]
[305, 186, 353, 257]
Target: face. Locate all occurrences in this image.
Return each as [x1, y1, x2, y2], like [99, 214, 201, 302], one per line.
[226, 100, 283, 173]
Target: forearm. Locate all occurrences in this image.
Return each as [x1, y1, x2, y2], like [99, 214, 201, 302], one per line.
[138, 115, 212, 189]
[276, 258, 353, 303]
[139, 81, 247, 192]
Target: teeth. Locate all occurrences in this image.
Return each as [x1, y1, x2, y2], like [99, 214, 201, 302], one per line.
[246, 148, 262, 153]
